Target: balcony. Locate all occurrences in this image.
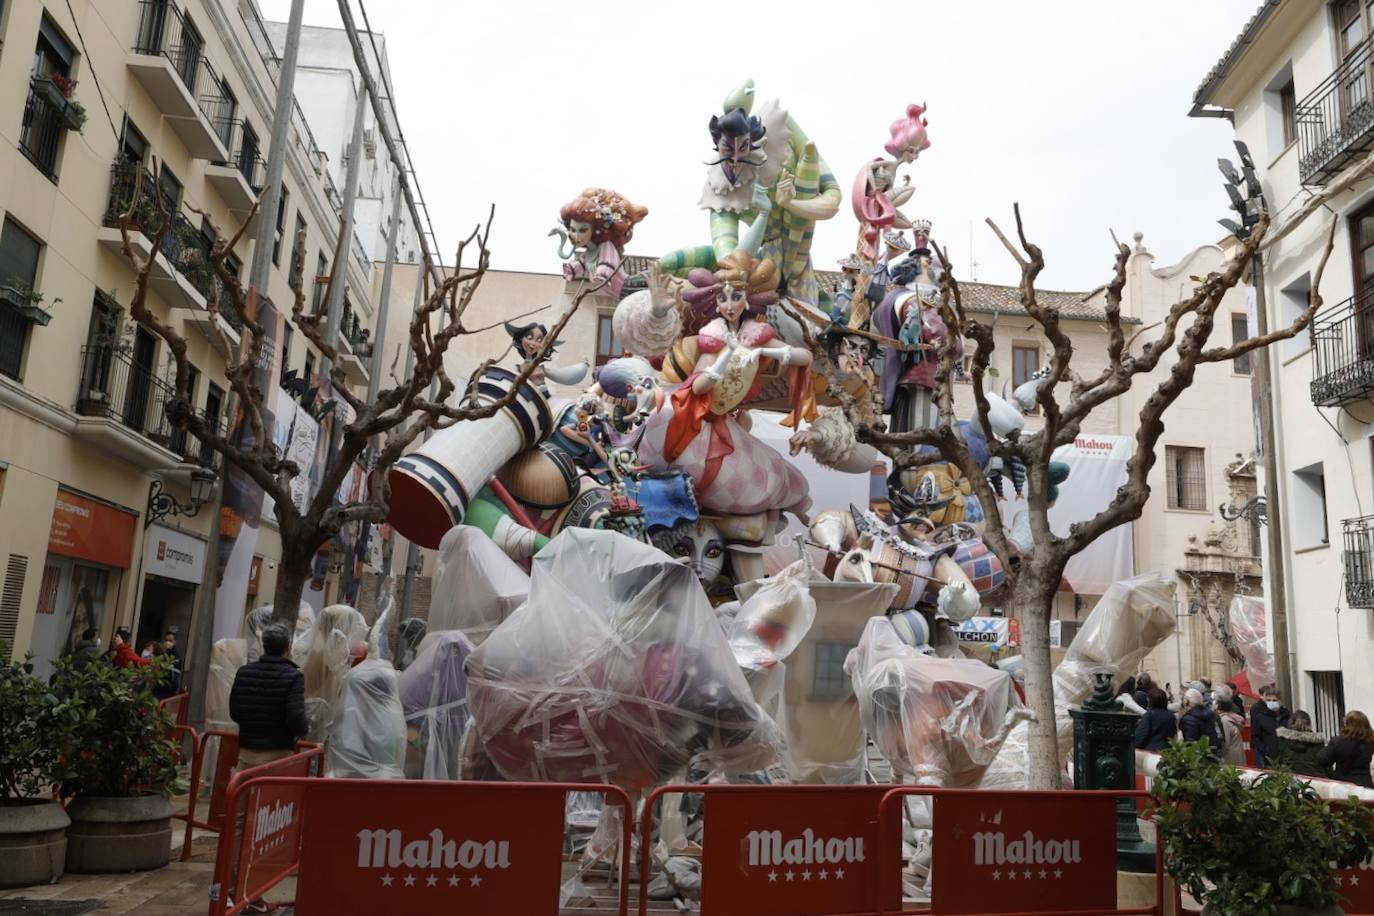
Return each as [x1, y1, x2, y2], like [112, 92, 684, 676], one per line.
[100, 158, 242, 350]
[1309, 294, 1374, 406]
[127, 0, 230, 160]
[73, 345, 218, 470]
[1296, 37, 1374, 185]
[206, 119, 265, 224]
[20, 77, 79, 179]
[336, 309, 372, 386]
[1343, 516, 1374, 609]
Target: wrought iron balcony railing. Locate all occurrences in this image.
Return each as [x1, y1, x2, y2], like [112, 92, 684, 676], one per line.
[211, 119, 267, 191]
[133, 0, 233, 133]
[1310, 293, 1374, 406]
[1296, 36, 1374, 184]
[1343, 515, 1374, 609]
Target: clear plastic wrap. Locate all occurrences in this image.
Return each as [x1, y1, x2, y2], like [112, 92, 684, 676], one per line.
[846, 616, 1032, 787]
[241, 601, 317, 663]
[292, 603, 369, 742]
[736, 577, 899, 784]
[467, 528, 781, 790]
[396, 618, 428, 671]
[1051, 572, 1176, 758]
[727, 560, 817, 673]
[427, 526, 530, 644]
[368, 588, 396, 664]
[1227, 595, 1274, 688]
[206, 637, 246, 726]
[326, 659, 407, 779]
[397, 630, 475, 780]
[979, 720, 1031, 790]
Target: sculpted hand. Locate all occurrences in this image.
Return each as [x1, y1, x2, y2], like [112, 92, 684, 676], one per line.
[774, 171, 796, 206]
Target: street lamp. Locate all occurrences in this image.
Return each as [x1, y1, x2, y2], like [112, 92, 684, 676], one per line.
[146, 468, 218, 529]
[1218, 495, 1268, 526]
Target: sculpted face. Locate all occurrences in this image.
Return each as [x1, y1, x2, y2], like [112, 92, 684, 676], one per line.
[520, 327, 546, 359]
[652, 519, 725, 584]
[568, 220, 593, 248]
[716, 283, 747, 324]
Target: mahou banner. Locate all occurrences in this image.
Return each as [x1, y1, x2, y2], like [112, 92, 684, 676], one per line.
[932, 794, 1117, 914]
[1336, 852, 1374, 912]
[698, 786, 900, 915]
[294, 782, 567, 914]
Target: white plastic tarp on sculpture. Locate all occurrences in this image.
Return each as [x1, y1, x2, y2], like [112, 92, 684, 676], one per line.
[1227, 595, 1274, 688]
[326, 658, 407, 779]
[397, 630, 475, 780]
[426, 526, 530, 645]
[292, 603, 368, 742]
[1051, 572, 1175, 758]
[846, 616, 1032, 786]
[240, 602, 316, 663]
[466, 528, 781, 791]
[1000, 434, 1135, 595]
[735, 572, 899, 783]
[749, 411, 882, 574]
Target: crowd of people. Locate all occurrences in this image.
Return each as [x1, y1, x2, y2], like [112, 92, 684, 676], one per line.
[68, 625, 183, 699]
[1127, 672, 1374, 789]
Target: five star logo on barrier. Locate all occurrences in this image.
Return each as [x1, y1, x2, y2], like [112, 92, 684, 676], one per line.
[376, 871, 490, 889]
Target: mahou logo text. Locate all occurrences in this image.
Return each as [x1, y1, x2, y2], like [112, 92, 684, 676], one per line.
[356, 828, 511, 871]
[973, 830, 1082, 866]
[746, 829, 865, 867]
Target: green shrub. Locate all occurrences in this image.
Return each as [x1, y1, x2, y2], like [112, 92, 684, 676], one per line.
[0, 647, 70, 799]
[1152, 738, 1374, 915]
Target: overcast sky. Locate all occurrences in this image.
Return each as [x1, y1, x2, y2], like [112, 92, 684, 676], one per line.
[261, 1, 1260, 292]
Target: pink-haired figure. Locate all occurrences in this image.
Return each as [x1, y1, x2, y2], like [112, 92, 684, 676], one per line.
[852, 103, 931, 262]
[552, 188, 648, 298]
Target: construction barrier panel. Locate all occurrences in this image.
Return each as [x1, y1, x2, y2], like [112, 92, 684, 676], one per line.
[638, 784, 902, 916]
[208, 778, 633, 916]
[877, 786, 1162, 916]
[157, 690, 191, 727]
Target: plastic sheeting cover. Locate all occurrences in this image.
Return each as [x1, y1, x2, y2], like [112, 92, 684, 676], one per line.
[398, 630, 475, 780]
[427, 526, 530, 644]
[1227, 595, 1274, 688]
[847, 616, 1031, 787]
[326, 659, 407, 779]
[292, 603, 369, 742]
[467, 528, 781, 789]
[206, 638, 246, 725]
[1051, 572, 1175, 758]
[241, 602, 316, 663]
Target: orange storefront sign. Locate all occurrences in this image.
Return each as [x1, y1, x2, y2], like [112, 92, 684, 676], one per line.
[247, 556, 262, 596]
[47, 489, 136, 569]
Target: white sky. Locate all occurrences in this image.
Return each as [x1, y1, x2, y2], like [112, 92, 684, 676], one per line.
[260, 0, 1261, 292]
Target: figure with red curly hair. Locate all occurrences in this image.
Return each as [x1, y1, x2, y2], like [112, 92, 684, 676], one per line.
[551, 188, 648, 298]
[636, 250, 815, 520]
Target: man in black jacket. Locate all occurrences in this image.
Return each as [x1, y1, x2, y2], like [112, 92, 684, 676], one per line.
[229, 623, 307, 767]
[1250, 685, 1291, 768]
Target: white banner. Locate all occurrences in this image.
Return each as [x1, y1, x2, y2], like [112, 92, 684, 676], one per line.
[999, 433, 1136, 595]
[144, 523, 207, 584]
[955, 616, 1012, 647]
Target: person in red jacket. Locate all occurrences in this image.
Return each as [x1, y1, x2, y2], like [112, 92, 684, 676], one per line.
[110, 627, 148, 668]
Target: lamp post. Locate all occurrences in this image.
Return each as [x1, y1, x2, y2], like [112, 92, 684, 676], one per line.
[1070, 671, 1154, 872]
[145, 468, 217, 528]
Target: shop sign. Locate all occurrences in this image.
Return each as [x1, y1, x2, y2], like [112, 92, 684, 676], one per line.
[954, 617, 1011, 647]
[932, 793, 1117, 914]
[144, 524, 207, 584]
[47, 489, 136, 568]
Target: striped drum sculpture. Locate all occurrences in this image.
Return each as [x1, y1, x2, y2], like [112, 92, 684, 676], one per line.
[387, 367, 553, 548]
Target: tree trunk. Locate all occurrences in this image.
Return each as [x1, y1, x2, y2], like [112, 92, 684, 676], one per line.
[271, 538, 315, 628]
[1015, 572, 1061, 789]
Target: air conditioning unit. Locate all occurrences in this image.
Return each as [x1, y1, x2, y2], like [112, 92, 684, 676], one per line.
[363, 128, 376, 159]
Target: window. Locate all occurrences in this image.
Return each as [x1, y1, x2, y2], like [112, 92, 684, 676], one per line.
[81, 290, 121, 398]
[272, 185, 288, 266]
[21, 18, 76, 179]
[120, 118, 148, 164]
[811, 642, 855, 699]
[170, 365, 198, 457]
[1012, 345, 1040, 389]
[1279, 274, 1311, 360]
[312, 253, 328, 313]
[280, 323, 293, 386]
[1292, 462, 1329, 546]
[1310, 670, 1346, 735]
[1279, 80, 1296, 148]
[214, 78, 235, 147]
[303, 350, 315, 388]
[201, 381, 223, 467]
[290, 213, 307, 290]
[595, 312, 623, 366]
[1165, 445, 1207, 510]
[1231, 314, 1252, 374]
[0, 218, 43, 380]
[237, 122, 261, 188]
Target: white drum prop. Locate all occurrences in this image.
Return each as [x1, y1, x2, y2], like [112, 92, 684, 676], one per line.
[387, 367, 553, 548]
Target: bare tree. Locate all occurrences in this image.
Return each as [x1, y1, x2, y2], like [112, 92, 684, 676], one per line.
[115, 162, 598, 626]
[803, 206, 1336, 788]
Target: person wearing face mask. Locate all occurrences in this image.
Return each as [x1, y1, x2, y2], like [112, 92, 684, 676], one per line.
[1249, 686, 1291, 768]
[70, 627, 102, 671]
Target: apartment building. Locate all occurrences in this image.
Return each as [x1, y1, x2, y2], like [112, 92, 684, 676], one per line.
[1191, 0, 1374, 727]
[0, 0, 388, 677]
[376, 239, 1261, 690]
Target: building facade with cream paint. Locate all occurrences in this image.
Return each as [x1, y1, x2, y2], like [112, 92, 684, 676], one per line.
[1192, 0, 1374, 729]
[0, 0, 395, 677]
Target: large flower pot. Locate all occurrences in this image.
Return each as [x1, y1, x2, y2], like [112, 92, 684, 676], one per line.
[64, 794, 173, 873]
[0, 798, 69, 887]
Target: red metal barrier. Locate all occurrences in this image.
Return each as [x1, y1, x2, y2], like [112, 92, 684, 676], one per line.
[158, 691, 191, 727]
[875, 787, 1163, 916]
[637, 783, 900, 916]
[207, 778, 633, 916]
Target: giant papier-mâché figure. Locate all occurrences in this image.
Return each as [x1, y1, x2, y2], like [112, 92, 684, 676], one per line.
[551, 187, 648, 299]
[852, 103, 929, 263]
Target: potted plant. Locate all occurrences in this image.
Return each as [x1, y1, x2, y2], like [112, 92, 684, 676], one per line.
[51, 654, 181, 873]
[0, 648, 74, 888]
[1152, 739, 1374, 915]
[31, 74, 70, 110]
[0, 282, 53, 326]
[60, 98, 86, 132]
